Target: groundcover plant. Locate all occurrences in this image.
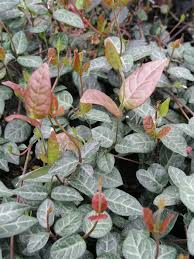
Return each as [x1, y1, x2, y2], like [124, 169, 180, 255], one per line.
[1, 0, 194, 258]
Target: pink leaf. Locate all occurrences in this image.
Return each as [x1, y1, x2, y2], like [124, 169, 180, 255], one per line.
[5, 114, 41, 127]
[80, 89, 122, 118]
[91, 192, 108, 213]
[2, 81, 25, 96]
[120, 59, 169, 109]
[24, 63, 52, 119]
[88, 213, 108, 221]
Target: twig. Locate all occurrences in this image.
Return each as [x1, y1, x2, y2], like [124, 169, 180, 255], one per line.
[83, 220, 98, 239]
[114, 154, 142, 164]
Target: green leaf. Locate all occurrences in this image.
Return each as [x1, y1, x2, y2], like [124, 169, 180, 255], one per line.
[179, 175, 194, 212]
[53, 9, 84, 29]
[17, 55, 43, 68]
[50, 234, 86, 259]
[12, 31, 28, 55]
[168, 66, 194, 81]
[70, 169, 98, 197]
[159, 98, 170, 117]
[0, 0, 20, 12]
[0, 85, 13, 101]
[56, 91, 73, 110]
[97, 167, 123, 188]
[83, 211, 112, 238]
[121, 53, 134, 73]
[37, 198, 55, 228]
[84, 109, 112, 123]
[4, 119, 31, 143]
[0, 215, 37, 238]
[153, 186, 180, 207]
[50, 32, 68, 52]
[96, 233, 119, 256]
[122, 229, 154, 259]
[157, 245, 177, 259]
[54, 210, 82, 237]
[51, 185, 83, 202]
[187, 218, 194, 256]
[97, 153, 115, 174]
[0, 152, 9, 172]
[160, 126, 187, 157]
[168, 166, 186, 188]
[48, 151, 79, 176]
[19, 166, 50, 182]
[97, 254, 121, 259]
[0, 99, 5, 117]
[0, 202, 30, 224]
[115, 133, 156, 154]
[136, 163, 168, 193]
[0, 181, 13, 197]
[92, 126, 114, 148]
[104, 188, 142, 216]
[26, 231, 49, 253]
[14, 185, 48, 201]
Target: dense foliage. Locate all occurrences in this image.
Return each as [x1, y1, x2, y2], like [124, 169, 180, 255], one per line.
[0, 0, 194, 258]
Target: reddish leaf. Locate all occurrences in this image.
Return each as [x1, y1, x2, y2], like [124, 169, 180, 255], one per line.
[48, 48, 57, 65]
[2, 81, 25, 96]
[88, 213, 108, 221]
[143, 116, 155, 136]
[186, 146, 192, 154]
[119, 59, 168, 109]
[92, 192, 108, 213]
[143, 208, 154, 233]
[157, 126, 171, 139]
[24, 63, 52, 119]
[5, 114, 40, 127]
[55, 132, 81, 153]
[159, 213, 175, 234]
[80, 89, 122, 118]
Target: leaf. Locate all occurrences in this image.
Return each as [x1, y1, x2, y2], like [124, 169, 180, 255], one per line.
[84, 109, 112, 123]
[136, 163, 168, 193]
[0, 180, 13, 197]
[54, 210, 82, 237]
[122, 229, 154, 259]
[4, 119, 31, 143]
[96, 232, 119, 256]
[0, 0, 20, 12]
[143, 208, 154, 233]
[48, 151, 79, 176]
[70, 170, 98, 197]
[187, 218, 194, 256]
[24, 63, 52, 119]
[157, 245, 177, 259]
[179, 175, 194, 212]
[0, 152, 9, 172]
[80, 89, 122, 118]
[97, 167, 123, 188]
[104, 38, 123, 71]
[37, 198, 55, 228]
[168, 66, 194, 81]
[104, 188, 142, 216]
[83, 211, 112, 238]
[143, 116, 155, 136]
[119, 59, 168, 109]
[97, 153, 115, 174]
[51, 185, 83, 202]
[0, 202, 30, 224]
[168, 166, 186, 188]
[53, 9, 84, 29]
[56, 90, 73, 110]
[0, 215, 37, 238]
[19, 166, 50, 182]
[158, 98, 170, 117]
[115, 133, 156, 154]
[157, 126, 171, 140]
[56, 132, 81, 153]
[153, 186, 180, 207]
[92, 192, 108, 213]
[17, 55, 43, 68]
[12, 31, 28, 55]
[14, 185, 48, 201]
[50, 234, 86, 259]
[26, 232, 49, 253]
[47, 132, 60, 164]
[92, 126, 115, 148]
[160, 126, 187, 157]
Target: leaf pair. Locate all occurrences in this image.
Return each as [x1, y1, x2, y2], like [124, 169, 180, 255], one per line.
[88, 192, 108, 221]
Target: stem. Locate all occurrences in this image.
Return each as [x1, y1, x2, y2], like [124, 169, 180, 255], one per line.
[10, 237, 14, 259]
[166, 48, 175, 70]
[52, 117, 82, 163]
[51, 64, 64, 91]
[114, 154, 142, 164]
[79, 74, 84, 97]
[113, 9, 123, 55]
[82, 220, 98, 239]
[155, 238, 160, 259]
